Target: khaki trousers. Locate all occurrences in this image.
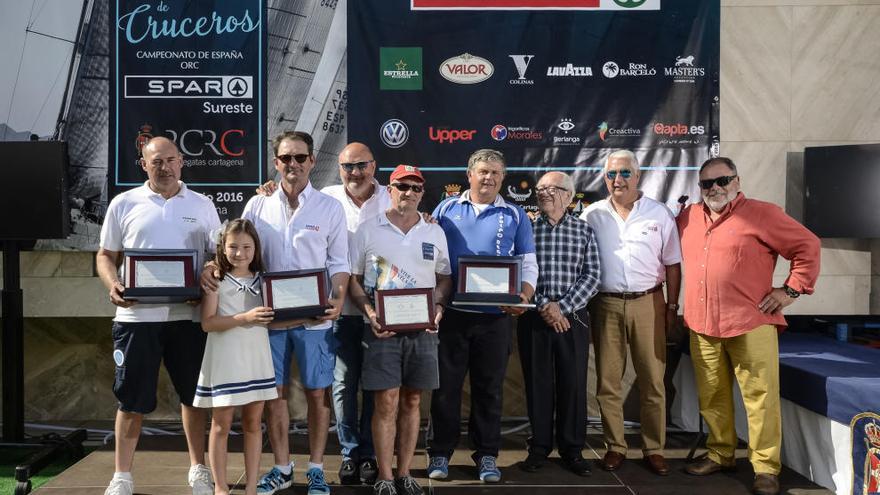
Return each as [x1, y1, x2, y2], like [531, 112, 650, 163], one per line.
[690, 324, 781, 475]
[590, 290, 666, 455]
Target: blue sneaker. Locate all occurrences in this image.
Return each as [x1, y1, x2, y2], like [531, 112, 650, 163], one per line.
[306, 467, 331, 495]
[477, 456, 501, 483]
[427, 456, 449, 480]
[256, 463, 294, 494]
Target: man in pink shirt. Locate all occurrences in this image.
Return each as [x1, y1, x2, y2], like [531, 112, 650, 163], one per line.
[677, 157, 820, 495]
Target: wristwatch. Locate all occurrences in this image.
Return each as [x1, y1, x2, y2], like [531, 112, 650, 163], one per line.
[782, 284, 801, 299]
[666, 303, 679, 311]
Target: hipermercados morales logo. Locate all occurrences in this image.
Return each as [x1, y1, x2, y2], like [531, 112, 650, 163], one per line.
[491, 124, 543, 142]
[440, 53, 494, 84]
[380, 119, 409, 148]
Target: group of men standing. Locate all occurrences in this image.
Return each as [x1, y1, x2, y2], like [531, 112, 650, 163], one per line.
[98, 131, 819, 495]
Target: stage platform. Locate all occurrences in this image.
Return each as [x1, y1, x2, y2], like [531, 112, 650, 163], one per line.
[33, 429, 831, 494]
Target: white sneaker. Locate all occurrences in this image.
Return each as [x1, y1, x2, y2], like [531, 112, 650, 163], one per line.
[188, 464, 214, 495]
[104, 477, 134, 495]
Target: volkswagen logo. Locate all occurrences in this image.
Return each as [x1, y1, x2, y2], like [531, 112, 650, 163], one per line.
[380, 119, 409, 148]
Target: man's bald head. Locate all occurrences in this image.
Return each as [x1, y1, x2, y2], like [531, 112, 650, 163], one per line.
[337, 142, 377, 195]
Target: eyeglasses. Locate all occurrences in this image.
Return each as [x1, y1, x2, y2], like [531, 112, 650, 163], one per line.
[146, 156, 180, 168]
[390, 182, 424, 193]
[605, 169, 633, 180]
[536, 186, 569, 196]
[340, 160, 374, 172]
[699, 175, 737, 190]
[276, 153, 310, 165]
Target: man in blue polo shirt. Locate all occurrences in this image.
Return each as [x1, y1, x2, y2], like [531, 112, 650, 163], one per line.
[426, 149, 538, 484]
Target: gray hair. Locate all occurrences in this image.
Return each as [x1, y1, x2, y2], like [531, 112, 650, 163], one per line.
[467, 149, 506, 174]
[540, 171, 575, 193]
[604, 149, 640, 173]
[699, 156, 738, 175]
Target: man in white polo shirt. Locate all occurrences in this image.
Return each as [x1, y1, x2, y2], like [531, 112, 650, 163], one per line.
[580, 149, 681, 476]
[348, 165, 452, 495]
[96, 136, 220, 495]
[242, 131, 349, 495]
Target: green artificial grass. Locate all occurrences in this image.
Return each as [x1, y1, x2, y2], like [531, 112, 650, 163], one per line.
[0, 445, 91, 493]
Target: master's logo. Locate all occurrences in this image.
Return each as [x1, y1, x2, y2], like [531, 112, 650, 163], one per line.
[554, 118, 581, 146]
[135, 123, 154, 155]
[441, 183, 462, 199]
[508, 55, 535, 85]
[491, 124, 509, 141]
[429, 126, 477, 144]
[124, 75, 253, 98]
[664, 54, 706, 83]
[439, 53, 494, 84]
[380, 119, 409, 148]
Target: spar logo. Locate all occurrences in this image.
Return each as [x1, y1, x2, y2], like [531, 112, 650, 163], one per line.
[664, 54, 706, 83]
[380, 119, 409, 148]
[439, 53, 494, 84]
[429, 127, 476, 144]
[124, 75, 252, 98]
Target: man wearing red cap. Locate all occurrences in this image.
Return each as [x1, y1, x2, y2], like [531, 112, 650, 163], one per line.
[349, 165, 452, 495]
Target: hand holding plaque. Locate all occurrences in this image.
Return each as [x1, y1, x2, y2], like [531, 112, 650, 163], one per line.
[452, 255, 535, 308]
[122, 249, 200, 303]
[261, 269, 331, 321]
[375, 287, 436, 333]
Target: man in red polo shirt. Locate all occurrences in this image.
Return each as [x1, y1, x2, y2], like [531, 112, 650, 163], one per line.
[677, 157, 820, 495]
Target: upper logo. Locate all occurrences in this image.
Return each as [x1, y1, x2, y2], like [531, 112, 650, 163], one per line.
[380, 119, 409, 148]
[509, 55, 535, 85]
[546, 63, 592, 77]
[380, 47, 423, 90]
[440, 53, 494, 84]
[664, 54, 706, 83]
[429, 127, 477, 144]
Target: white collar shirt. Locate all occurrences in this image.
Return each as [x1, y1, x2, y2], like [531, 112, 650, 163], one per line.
[242, 182, 349, 329]
[99, 181, 221, 322]
[581, 195, 682, 292]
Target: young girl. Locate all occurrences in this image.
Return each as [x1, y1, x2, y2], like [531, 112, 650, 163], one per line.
[194, 219, 277, 495]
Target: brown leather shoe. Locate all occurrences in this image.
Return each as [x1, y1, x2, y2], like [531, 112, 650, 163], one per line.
[684, 457, 736, 476]
[601, 451, 625, 471]
[753, 474, 780, 495]
[644, 454, 669, 476]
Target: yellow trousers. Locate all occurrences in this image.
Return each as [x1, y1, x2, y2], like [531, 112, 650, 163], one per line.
[690, 324, 781, 475]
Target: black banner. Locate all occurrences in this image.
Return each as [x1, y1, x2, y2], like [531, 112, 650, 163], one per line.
[110, 0, 267, 219]
[348, 0, 719, 214]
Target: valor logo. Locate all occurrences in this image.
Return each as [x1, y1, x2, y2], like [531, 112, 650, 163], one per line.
[380, 47, 423, 90]
[509, 55, 535, 85]
[439, 53, 494, 84]
[380, 119, 409, 148]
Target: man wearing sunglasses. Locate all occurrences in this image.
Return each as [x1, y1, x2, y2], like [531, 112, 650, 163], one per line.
[206, 131, 349, 495]
[426, 149, 538, 484]
[677, 157, 820, 495]
[348, 165, 452, 495]
[580, 149, 681, 476]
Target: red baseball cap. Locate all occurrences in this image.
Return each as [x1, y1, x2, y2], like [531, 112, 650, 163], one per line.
[389, 164, 425, 183]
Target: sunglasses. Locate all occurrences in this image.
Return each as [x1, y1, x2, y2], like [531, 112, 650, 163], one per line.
[340, 160, 374, 172]
[699, 175, 737, 190]
[605, 169, 633, 180]
[390, 182, 424, 193]
[276, 153, 310, 165]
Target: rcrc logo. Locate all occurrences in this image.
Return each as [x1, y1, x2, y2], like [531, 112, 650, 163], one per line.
[429, 127, 476, 143]
[380, 119, 409, 148]
[166, 128, 245, 157]
[653, 122, 706, 136]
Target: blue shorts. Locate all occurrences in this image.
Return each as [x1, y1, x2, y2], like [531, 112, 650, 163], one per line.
[269, 326, 337, 389]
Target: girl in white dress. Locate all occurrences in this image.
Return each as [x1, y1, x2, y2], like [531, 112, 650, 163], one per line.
[196, 219, 277, 495]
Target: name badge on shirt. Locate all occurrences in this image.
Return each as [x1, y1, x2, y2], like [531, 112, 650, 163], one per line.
[422, 242, 434, 261]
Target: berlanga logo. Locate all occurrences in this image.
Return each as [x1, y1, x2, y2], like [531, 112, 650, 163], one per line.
[439, 53, 494, 84]
[509, 55, 535, 85]
[554, 118, 581, 146]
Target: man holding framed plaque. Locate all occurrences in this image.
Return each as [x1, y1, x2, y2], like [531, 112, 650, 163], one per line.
[518, 172, 601, 477]
[580, 150, 681, 476]
[96, 136, 220, 495]
[348, 165, 452, 495]
[240, 131, 349, 495]
[426, 149, 538, 484]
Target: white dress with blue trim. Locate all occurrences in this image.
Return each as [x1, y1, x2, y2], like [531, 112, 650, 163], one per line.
[193, 274, 277, 407]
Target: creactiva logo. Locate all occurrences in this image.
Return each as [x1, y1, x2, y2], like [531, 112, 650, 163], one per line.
[117, 3, 260, 44]
[429, 127, 476, 143]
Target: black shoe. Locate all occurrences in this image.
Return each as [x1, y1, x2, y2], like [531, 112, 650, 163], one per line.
[563, 456, 593, 477]
[394, 475, 423, 495]
[519, 453, 546, 473]
[360, 458, 379, 485]
[339, 458, 359, 485]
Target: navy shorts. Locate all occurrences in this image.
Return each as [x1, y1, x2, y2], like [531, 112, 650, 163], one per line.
[269, 326, 337, 389]
[111, 320, 207, 414]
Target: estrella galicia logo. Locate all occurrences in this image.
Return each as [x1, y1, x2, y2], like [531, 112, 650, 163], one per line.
[380, 119, 409, 148]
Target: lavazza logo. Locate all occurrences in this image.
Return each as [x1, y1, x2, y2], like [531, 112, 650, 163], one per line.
[546, 63, 592, 77]
[509, 55, 534, 85]
[664, 55, 706, 83]
[440, 53, 494, 84]
[602, 61, 656, 78]
[554, 118, 581, 146]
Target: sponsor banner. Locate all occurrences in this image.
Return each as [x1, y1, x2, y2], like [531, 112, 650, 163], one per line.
[411, 0, 660, 10]
[110, 0, 267, 221]
[380, 47, 423, 90]
[350, 0, 718, 210]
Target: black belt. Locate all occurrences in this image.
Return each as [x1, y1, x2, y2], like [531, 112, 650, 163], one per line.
[599, 284, 662, 300]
